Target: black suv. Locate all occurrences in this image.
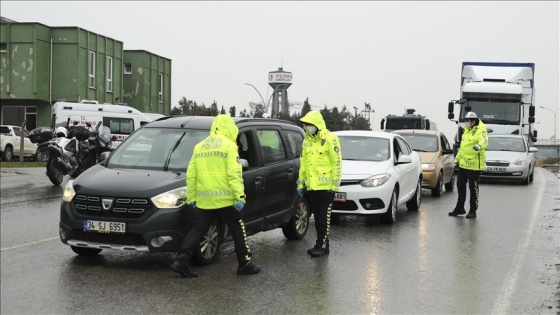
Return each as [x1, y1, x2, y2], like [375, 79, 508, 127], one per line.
[59, 116, 310, 265]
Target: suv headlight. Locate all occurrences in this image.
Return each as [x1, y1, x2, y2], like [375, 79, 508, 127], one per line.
[514, 157, 527, 166]
[63, 180, 76, 202]
[151, 187, 188, 209]
[422, 163, 436, 172]
[360, 174, 391, 187]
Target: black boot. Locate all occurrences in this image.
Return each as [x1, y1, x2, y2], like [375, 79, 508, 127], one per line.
[448, 207, 466, 216]
[307, 240, 330, 255]
[466, 210, 477, 219]
[308, 240, 327, 257]
[237, 262, 261, 275]
[170, 253, 198, 278]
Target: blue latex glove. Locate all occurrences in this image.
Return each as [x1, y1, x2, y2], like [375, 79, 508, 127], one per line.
[188, 202, 196, 208]
[296, 188, 304, 198]
[234, 200, 245, 212]
[473, 145, 480, 151]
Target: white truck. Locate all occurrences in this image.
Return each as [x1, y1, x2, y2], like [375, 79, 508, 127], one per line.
[448, 62, 537, 153]
[380, 108, 437, 131]
[0, 125, 39, 162]
[51, 100, 152, 148]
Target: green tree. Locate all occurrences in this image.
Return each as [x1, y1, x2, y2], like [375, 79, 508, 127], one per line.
[229, 106, 237, 117]
[220, 105, 226, 114]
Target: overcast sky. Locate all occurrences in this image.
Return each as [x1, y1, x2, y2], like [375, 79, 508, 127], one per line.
[2, 1, 559, 139]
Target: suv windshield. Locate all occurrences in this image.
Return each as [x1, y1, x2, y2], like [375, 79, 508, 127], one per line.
[107, 127, 208, 172]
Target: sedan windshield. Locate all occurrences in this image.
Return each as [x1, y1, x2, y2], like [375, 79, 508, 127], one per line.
[487, 137, 526, 152]
[107, 127, 208, 171]
[339, 136, 390, 161]
[399, 134, 438, 152]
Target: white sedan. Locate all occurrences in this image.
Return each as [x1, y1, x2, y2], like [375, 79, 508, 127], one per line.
[481, 134, 538, 185]
[332, 130, 423, 224]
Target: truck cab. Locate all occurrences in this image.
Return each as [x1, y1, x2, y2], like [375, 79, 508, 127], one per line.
[381, 108, 436, 131]
[448, 62, 537, 154]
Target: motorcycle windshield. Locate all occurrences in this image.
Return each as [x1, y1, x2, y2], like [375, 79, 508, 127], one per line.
[98, 126, 112, 146]
[106, 127, 207, 172]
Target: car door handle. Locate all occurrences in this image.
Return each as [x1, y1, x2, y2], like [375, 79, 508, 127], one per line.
[255, 176, 264, 189]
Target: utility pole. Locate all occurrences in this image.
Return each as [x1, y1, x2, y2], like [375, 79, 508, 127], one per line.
[362, 102, 374, 130]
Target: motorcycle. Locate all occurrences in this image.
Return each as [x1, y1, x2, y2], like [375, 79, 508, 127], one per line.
[31, 121, 112, 185]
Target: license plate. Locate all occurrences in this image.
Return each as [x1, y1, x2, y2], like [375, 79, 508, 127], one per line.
[83, 220, 126, 234]
[486, 167, 506, 172]
[334, 192, 347, 202]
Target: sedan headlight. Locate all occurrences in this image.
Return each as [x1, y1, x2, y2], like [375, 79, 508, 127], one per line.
[422, 163, 436, 172]
[514, 157, 527, 166]
[360, 174, 391, 187]
[151, 187, 188, 209]
[62, 180, 76, 202]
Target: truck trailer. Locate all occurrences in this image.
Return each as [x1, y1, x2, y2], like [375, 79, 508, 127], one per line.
[448, 62, 537, 153]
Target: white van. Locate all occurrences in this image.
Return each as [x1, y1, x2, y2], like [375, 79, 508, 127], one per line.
[51, 100, 151, 147]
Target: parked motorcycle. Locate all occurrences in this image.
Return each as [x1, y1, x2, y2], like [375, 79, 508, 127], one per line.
[30, 122, 112, 185]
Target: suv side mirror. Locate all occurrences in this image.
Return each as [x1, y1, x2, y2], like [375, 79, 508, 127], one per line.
[448, 102, 454, 113]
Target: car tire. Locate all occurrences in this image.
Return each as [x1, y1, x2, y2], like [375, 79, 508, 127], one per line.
[380, 188, 398, 225]
[406, 178, 422, 211]
[431, 172, 443, 197]
[282, 199, 310, 240]
[34, 148, 42, 162]
[445, 171, 455, 192]
[71, 246, 102, 256]
[193, 220, 221, 266]
[2, 146, 13, 162]
[528, 168, 534, 184]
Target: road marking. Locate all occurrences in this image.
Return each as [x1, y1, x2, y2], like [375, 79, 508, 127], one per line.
[0, 236, 59, 251]
[492, 168, 546, 314]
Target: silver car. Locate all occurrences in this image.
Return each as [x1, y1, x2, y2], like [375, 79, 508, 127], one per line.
[481, 134, 538, 185]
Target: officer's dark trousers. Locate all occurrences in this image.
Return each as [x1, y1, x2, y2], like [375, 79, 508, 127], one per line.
[456, 167, 481, 211]
[306, 190, 334, 246]
[178, 206, 252, 265]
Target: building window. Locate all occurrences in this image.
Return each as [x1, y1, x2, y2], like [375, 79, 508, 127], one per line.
[158, 73, 163, 102]
[106, 56, 113, 92]
[88, 51, 96, 88]
[124, 63, 132, 74]
[0, 43, 7, 53]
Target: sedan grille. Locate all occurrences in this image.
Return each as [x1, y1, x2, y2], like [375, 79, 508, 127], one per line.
[73, 194, 152, 219]
[333, 200, 358, 211]
[68, 230, 146, 246]
[486, 161, 510, 167]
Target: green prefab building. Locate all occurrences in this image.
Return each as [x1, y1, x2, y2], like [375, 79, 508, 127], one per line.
[123, 50, 171, 115]
[0, 18, 171, 130]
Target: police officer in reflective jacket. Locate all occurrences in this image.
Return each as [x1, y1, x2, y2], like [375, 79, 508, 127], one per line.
[171, 115, 260, 277]
[297, 111, 342, 257]
[449, 111, 488, 219]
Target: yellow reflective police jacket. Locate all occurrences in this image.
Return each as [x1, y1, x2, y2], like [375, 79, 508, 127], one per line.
[455, 119, 489, 171]
[187, 115, 246, 210]
[297, 111, 342, 192]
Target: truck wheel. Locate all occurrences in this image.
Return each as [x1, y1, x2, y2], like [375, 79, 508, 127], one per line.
[193, 220, 221, 266]
[282, 198, 310, 240]
[2, 146, 13, 162]
[71, 246, 102, 256]
[46, 161, 64, 185]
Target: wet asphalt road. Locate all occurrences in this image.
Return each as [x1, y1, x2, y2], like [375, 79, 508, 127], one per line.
[1, 167, 559, 314]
